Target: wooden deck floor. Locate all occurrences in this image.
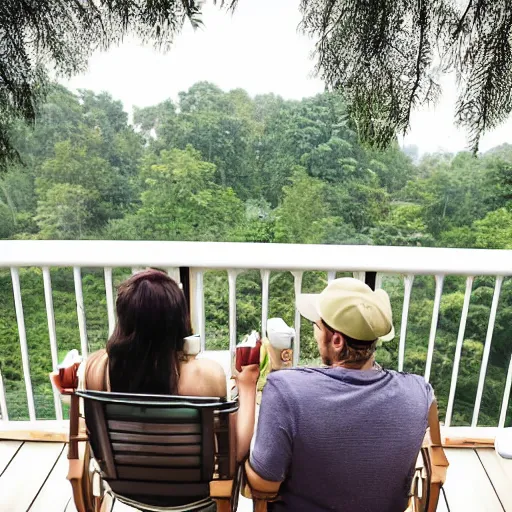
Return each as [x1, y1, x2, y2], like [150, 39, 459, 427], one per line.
[0, 439, 253, 512]
[1, 441, 512, 511]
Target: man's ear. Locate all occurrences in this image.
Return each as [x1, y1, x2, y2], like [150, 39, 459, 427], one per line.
[331, 332, 345, 354]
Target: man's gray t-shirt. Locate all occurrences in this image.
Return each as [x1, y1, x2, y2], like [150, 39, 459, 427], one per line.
[250, 367, 433, 512]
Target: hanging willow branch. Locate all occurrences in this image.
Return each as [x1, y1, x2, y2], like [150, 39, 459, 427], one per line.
[0, 0, 237, 170]
[300, 0, 512, 153]
[3, 0, 510, 163]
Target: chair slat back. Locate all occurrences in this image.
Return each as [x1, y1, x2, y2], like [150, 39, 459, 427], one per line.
[77, 390, 238, 509]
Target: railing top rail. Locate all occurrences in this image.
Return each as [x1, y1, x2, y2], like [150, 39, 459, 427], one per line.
[1, 240, 511, 276]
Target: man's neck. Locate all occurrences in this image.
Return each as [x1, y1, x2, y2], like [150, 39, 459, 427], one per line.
[332, 356, 377, 371]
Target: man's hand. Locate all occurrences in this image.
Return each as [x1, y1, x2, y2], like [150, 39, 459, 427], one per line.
[235, 363, 260, 389]
[234, 363, 260, 462]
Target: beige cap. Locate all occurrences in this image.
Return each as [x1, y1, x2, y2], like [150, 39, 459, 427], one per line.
[296, 278, 395, 342]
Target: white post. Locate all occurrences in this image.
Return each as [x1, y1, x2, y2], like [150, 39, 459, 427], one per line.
[445, 276, 473, 427]
[292, 271, 304, 366]
[166, 267, 181, 285]
[0, 369, 9, 421]
[192, 269, 206, 352]
[472, 276, 504, 427]
[375, 273, 383, 290]
[42, 267, 63, 420]
[499, 354, 512, 428]
[327, 271, 336, 283]
[228, 270, 240, 376]
[424, 275, 444, 383]
[353, 271, 366, 282]
[104, 267, 116, 337]
[261, 270, 271, 338]
[73, 267, 89, 358]
[10, 268, 36, 421]
[398, 274, 415, 372]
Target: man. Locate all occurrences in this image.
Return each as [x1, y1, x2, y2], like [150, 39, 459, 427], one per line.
[246, 278, 434, 512]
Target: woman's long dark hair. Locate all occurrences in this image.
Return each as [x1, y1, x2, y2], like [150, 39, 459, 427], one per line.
[106, 269, 191, 395]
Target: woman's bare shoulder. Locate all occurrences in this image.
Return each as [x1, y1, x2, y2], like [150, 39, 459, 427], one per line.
[189, 357, 225, 372]
[179, 357, 227, 397]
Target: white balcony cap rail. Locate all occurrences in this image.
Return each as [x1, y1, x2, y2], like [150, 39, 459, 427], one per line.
[1, 240, 512, 275]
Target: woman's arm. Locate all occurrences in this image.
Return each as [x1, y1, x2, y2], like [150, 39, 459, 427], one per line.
[235, 364, 259, 462]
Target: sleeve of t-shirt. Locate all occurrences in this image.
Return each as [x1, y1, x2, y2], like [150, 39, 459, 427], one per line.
[249, 374, 295, 482]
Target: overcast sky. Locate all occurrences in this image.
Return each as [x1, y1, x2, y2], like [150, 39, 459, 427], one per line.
[62, 0, 512, 155]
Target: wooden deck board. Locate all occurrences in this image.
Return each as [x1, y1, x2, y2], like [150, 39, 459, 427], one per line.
[0, 440, 22, 475]
[0, 441, 65, 512]
[436, 490, 450, 512]
[0, 420, 69, 442]
[444, 448, 504, 512]
[29, 446, 71, 512]
[477, 448, 512, 511]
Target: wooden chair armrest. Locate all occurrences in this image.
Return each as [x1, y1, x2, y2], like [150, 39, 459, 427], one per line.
[67, 440, 94, 512]
[68, 394, 88, 459]
[209, 480, 233, 499]
[209, 480, 233, 512]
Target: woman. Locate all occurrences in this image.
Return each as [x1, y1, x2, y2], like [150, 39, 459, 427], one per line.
[52, 269, 258, 460]
[86, 268, 228, 397]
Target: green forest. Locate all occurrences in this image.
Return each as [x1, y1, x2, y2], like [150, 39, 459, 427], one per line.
[0, 82, 511, 425]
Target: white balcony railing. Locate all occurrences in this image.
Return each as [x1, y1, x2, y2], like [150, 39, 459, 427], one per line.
[1, 240, 512, 429]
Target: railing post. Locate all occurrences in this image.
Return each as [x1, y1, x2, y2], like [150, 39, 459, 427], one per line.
[424, 275, 444, 383]
[189, 269, 206, 352]
[445, 276, 473, 427]
[472, 276, 504, 427]
[228, 270, 241, 375]
[104, 267, 116, 337]
[166, 267, 182, 288]
[42, 266, 63, 420]
[292, 271, 304, 367]
[499, 354, 512, 428]
[398, 274, 415, 372]
[353, 271, 366, 282]
[0, 368, 8, 421]
[10, 267, 36, 421]
[261, 270, 271, 338]
[73, 267, 88, 358]
[179, 267, 191, 312]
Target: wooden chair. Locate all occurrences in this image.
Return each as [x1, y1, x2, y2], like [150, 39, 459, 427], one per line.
[67, 389, 240, 512]
[407, 402, 449, 512]
[244, 402, 449, 512]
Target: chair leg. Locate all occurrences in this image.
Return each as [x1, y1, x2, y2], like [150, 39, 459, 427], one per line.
[254, 500, 268, 512]
[212, 499, 231, 512]
[98, 494, 114, 512]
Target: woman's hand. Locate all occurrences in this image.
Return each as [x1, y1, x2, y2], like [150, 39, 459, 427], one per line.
[49, 371, 65, 393]
[49, 362, 80, 394]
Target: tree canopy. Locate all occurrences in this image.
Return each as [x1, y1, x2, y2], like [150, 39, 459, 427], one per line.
[300, 0, 512, 152]
[3, 0, 512, 167]
[0, 0, 237, 169]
